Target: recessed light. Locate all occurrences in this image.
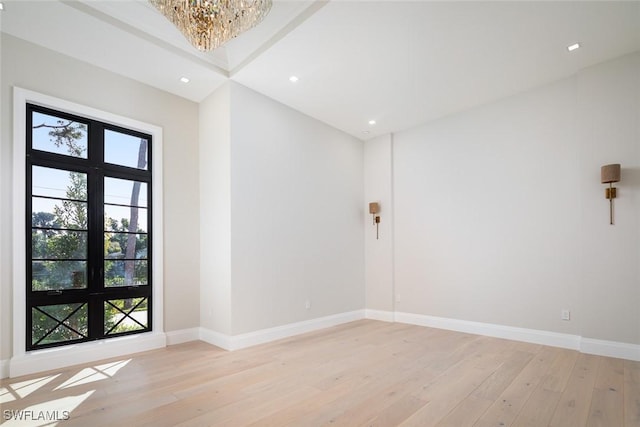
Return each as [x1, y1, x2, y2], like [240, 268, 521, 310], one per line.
[567, 43, 580, 52]
[0, 3, 4, 11]
[180, 77, 190, 83]
[368, 120, 376, 125]
[289, 76, 299, 83]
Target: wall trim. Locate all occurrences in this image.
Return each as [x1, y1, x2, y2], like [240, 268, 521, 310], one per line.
[186, 311, 640, 362]
[394, 311, 581, 350]
[581, 337, 640, 361]
[199, 327, 234, 350]
[9, 332, 166, 378]
[200, 310, 366, 351]
[166, 328, 200, 346]
[365, 309, 395, 322]
[1, 359, 9, 379]
[378, 310, 640, 361]
[229, 310, 366, 351]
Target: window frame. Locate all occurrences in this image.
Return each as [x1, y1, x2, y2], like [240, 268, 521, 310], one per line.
[26, 103, 153, 350]
[12, 88, 165, 377]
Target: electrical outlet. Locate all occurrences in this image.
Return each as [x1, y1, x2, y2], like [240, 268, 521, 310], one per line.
[305, 300, 311, 310]
[561, 309, 571, 321]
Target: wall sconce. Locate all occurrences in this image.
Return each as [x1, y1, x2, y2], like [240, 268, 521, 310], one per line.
[369, 202, 381, 240]
[601, 163, 621, 225]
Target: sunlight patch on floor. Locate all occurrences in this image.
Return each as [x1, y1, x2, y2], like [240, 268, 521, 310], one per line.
[0, 386, 16, 404]
[54, 359, 131, 390]
[1, 374, 61, 403]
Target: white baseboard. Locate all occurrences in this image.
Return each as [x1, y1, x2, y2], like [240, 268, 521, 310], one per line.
[199, 327, 233, 350]
[581, 337, 640, 361]
[381, 310, 640, 361]
[394, 311, 581, 350]
[166, 328, 200, 345]
[230, 310, 366, 351]
[200, 310, 366, 351]
[1, 359, 9, 379]
[365, 309, 395, 322]
[9, 332, 166, 378]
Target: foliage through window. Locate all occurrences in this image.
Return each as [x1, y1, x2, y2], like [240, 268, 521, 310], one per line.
[27, 104, 152, 350]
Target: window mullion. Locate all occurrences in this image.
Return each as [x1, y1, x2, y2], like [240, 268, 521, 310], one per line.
[25, 153, 34, 348]
[88, 123, 105, 340]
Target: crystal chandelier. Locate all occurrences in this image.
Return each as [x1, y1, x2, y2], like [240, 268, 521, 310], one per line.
[150, 0, 273, 51]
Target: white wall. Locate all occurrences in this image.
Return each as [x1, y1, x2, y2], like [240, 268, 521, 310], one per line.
[0, 35, 201, 364]
[574, 53, 640, 345]
[199, 82, 365, 337]
[228, 82, 365, 334]
[364, 134, 394, 314]
[365, 52, 640, 347]
[395, 75, 582, 336]
[199, 83, 232, 335]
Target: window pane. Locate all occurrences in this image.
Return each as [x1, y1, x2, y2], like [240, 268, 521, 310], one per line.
[32, 197, 87, 230]
[32, 261, 87, 291]
[104, 260, 148, 287]
[32, 303, 88, 345]
[104, 298, 148, 334]
[32, 166, 87, 201]
[32, 229, 87, 259]
[32, 112, 88, 158]
[104, 233, 148, 260]
[32, 208, 62, 230]
[104, 130, 148, 170]
[104, 205, 148, 233]
[104, 177, 148, 207]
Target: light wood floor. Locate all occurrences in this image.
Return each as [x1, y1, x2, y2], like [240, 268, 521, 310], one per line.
[1, 320, 639, 426]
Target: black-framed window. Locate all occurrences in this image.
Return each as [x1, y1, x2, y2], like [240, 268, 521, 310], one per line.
[26, 104, 152, 350]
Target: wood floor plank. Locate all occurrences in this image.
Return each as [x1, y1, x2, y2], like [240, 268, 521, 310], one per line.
[274, 349, 451, 426]
[435, 394, 494, 427]
[625, 360, 640, 427]
[513, 389, 563, 427]
[398, 338, 509, 426]
[473, 345, 561, 427]
[0, 320, 636, 426]
[548, 353, 600, 427]
[313, 355, 437, 426]
[361, 395, 429, 427]
[245, 376, 372, 427]
[437, 349, 535, 426]
[587, 356, 624, 427]
[539, 347, 580, 392]
[472, 349, 536, 401]
[511, 348, 578, 426]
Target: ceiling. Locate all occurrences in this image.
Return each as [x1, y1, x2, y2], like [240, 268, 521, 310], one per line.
[2, 1, 640, 140]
